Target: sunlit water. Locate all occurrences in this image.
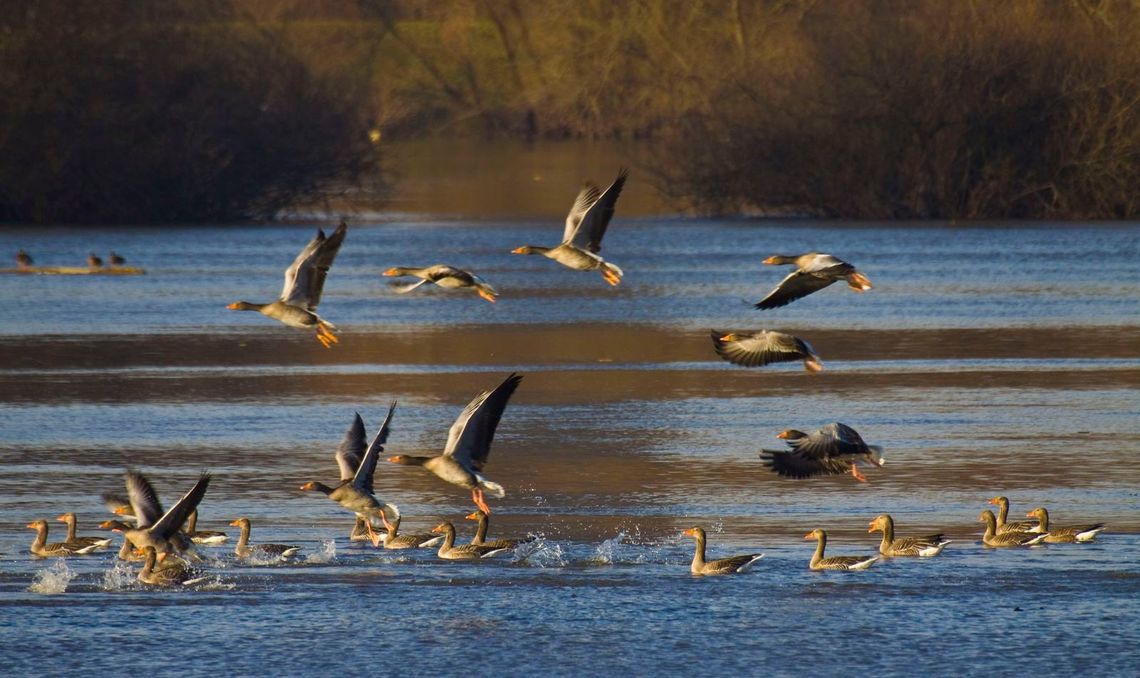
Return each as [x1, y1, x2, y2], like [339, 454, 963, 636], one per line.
[0, 220, 1138, 676]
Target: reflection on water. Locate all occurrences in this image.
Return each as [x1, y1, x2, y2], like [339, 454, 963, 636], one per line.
[0, 220, 1138, 675]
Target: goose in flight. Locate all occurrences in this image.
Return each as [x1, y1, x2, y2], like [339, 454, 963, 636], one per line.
[227, 221, 347, 348]
[383, 264, 498, 303]
[512, 169, 628, 286]
[388, 373, 522, 514]
[755, 252, 871, 309]
[711, 329, 822, 372]
[759, 422, 884, 482]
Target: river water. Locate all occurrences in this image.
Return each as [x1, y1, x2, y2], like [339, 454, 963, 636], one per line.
[0, 218, 1138, 676]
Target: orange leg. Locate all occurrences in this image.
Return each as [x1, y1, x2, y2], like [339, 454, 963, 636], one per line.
[472, 488, 492, 514]
[477, 289, 497, 303]
[851, 464, 868, 482]
[315, 325, 339, 348]
[365, 520, 382, 547]
[601, 270, 621, 286]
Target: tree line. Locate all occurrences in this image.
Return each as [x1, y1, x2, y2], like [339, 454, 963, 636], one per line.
[2, 0, 1138, 222]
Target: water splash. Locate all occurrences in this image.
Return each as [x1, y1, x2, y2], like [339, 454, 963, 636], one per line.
[587, 532, 629, 565]
[305, 539, 337, 564]
[28, 560, 76, 594]
[512, 536, 567, 568]
[102, 561, 138, 591]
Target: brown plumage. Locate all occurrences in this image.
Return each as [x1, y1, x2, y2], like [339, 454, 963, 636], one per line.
[682, 527, 763, 575]
[378, 517, 443, 550]
[1025, 507, 1105, 543]
[430, 522, 510, 560]
[805, 529, 878, 570]
[138, 546, 207, 586]
[229, 518, 302, 560]
[226, 221, 346, 348]
[711, 329, 822, 372]
[760, 423, 884, 482]
[27, 520, 100, 557]
[55, 513, 113, 550]
[465, 510, 531, 550]
[868, 514, 950, 557]
[755, 252, 872, 309]
[383, 264, 498, 303]
[978, 510, 1049, 547]
[988, 496, 1040, 534]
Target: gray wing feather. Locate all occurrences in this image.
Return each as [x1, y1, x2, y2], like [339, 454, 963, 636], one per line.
[147, 472, 212, 541]
[563, 168, 628, 253]
[352, 401, 396, 495]
[754, 270, 837, 309]
[443, 374, 523, 471]
[335, 413, 367, 482]
[125, 470, 164, 528]
[280, 221, 347, 310]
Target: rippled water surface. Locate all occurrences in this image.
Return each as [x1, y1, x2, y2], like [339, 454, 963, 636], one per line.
[1, 220, 1138, 676]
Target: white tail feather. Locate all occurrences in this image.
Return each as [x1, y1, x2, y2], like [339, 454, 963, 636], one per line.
[479, 479, 506, 498]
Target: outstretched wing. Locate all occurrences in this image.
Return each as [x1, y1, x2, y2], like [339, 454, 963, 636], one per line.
[125, 469, 164, 528]
[335, 413, 367, 482]
[785, 423, 870, 459]
[443, 373, 523, 471]
[352, 401, 396, 495]
[759, 449, 851, 478]
[711, 330, 812, 367]
[147, 472, 212, 541]
[754, 270, 837, 310]
[562, 168, 628, 253]
[280, 221, 347, 310]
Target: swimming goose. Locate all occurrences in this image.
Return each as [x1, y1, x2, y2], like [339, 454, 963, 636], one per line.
[351, 516, 384, 542]
[388, 373, 522, 514]
[465, 510, 531, 550]
[759, 423, 884, 482]
[755, 252, 871, 309]
[711, 329, 822, 372]
[805, 529, 878, 570]
[987, 497, 1040, 534]
[87, 253, 103, 269]
[430, 521, 510, 560]
[300, 405, 401, 547]
[229, 518, 302, 560]
[27, 520, 101, 557]
[1025, 507, 1105, 543]
[55, 513, 113, 549]
[868, 514, 950, 557]
[15, 249, 33, 269]
[682, 527, 763, 575]
[184, 509, 228, 545]
[979, 510, 1049, 547]
[138, 546, 207, 586]
[114, 470, 211, 557]
[383, 264, 498, 303]
[511, 168, 628, 286]
[378, 516, 443, 549]
[109, 251, 126, 267]
[227, 221, 347, 348]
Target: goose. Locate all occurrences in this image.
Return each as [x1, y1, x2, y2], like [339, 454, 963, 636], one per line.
[227, 221, 346, 348]
[87, 253, 103, 269]
[378, 517, 443, 550]
[430, 521, 510, 560]
[15, 249, 33, 269]
[27, 520, 100, 557]
[511, 168, 627, 286]
[300, 405, 401, 547]
[388, 373, 522, 514]
[465, 510, 531, 550]
[383, 264, 498, 303]
[55, 513, 113, 549]
[109, 251, 126, 267]
[1024, 507, 1105, 543]
[987, 497, 1040, 534]
[805, 529, 877, 571]
[759, 423, 884, 482]
[112, 470, 211, 557]
[755, 252, 871, 309]
[711, 329, 822, 372]
[681, 527, 763, 575]
[979, 510, 1049, 547]
[868, 514, 949, 557]
[138, 546, 208, 586]
[229, 518, 302, 560]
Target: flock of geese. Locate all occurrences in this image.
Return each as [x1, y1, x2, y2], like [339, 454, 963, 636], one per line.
[20, 168, 1108, 583]
[14, 249, 126, 270]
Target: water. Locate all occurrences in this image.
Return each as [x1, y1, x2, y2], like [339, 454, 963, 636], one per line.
[1, 220, 1138, 676]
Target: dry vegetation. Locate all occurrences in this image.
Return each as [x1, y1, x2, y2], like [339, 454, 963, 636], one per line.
[1, 0, 1138, 222]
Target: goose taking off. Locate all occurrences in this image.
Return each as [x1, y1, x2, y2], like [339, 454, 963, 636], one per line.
[108, 470, 211, 557]
[711, 329, 822, 372]
[227, 221, 347, 348]
[388, 373, 522, 514]
[300, 405, 401, 547]
[383, 264, 498, 303]
[682, 527, 763, 575]
[755, 252, 871, 309]
[511, 168, 627, 286]
[759, 423, 884, 482]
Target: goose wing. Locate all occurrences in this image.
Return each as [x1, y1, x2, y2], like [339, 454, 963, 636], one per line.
[754, 270, 837, 309]
[711, 330, 817, 367]
[125, 470, 165, 528]
[335, 413, 367, 482]
[759, 449, 851, 478]
[279, 221, 347, 310]
[788, 423, 870, 458]
[146, 472, 212, 541]
[562, 168, 628, 253]
[351, 401, 396, 495]
[443, 373, 523, 471]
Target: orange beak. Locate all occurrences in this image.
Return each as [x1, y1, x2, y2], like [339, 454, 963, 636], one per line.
[681, 528, 694, 537]
[762, 256, 780, 265]
[1025, 511, 1035, 518]
[510, 247, 527, 254]
[719, 333, 736, 342]
[431, 524, 445, 534]
[987, 498, 999, 505]
[867, 522, 875, 532]
[382, 268, 400, 276]
[26, 522, 36, 529]
[803, 532, 813, 539]
[114, 506, 131, 515]
[226, 302, 241, 310]
[777, 431, 791, 439]
[386, 456, 399, 463]
[465, 511, 479, 520]
[229, 519, 241, 527]
[55, 514, 67, 522]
